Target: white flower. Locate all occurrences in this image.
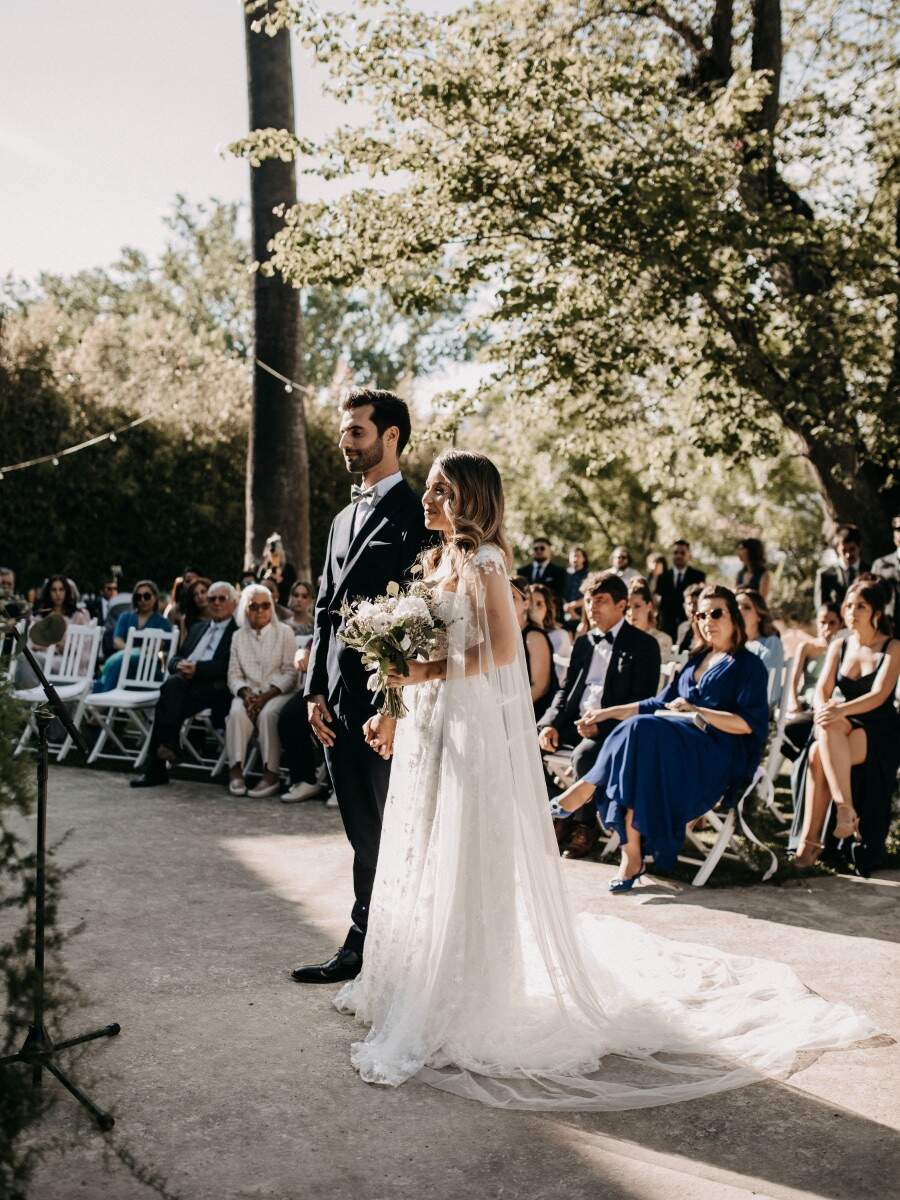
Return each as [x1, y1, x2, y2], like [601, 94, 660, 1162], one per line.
[395, 596, 431, 622]
[386, 580, 401, 597]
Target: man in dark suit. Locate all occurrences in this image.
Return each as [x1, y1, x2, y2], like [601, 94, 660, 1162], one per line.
[291, 389, 431, 986]
[537, 571, 661, 858]
[872, 514, 900, 619]
[656, 540, 706, 639]
[517, 537, 566, 609]
[814, 524, 870, 611]
[130, 582, 237, 787]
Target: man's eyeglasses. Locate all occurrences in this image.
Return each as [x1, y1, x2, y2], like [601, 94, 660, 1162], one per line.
[697, 607, 727, 623]
[134, 592, 154, 602]
[248, 601, 272, 612]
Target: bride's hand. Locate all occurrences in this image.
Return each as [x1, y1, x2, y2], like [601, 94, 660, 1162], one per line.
[363, 713, 396, 759]
[385, 661, 434, 688]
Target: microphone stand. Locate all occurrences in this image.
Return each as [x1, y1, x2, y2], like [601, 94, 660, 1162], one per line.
[0, 622, 120, 1130]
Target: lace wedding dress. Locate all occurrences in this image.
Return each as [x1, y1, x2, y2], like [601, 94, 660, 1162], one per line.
[335, 544, 877, 1110]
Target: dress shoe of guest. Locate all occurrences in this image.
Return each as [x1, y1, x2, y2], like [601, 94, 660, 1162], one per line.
[247, 779, 281, 799]
[552, 817, 571, 851]
[280, 780, 325, 803]
[563, 824, 599, 859]
[228, 778, 248, 797]
[130, 772, 168, 789]
[290, 947, 362, 984]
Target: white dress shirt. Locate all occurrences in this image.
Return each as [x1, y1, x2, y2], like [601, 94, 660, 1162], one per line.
[579, 618, 625, 716]
[187, 618, 231, 664]
[350, 470, 403, 538]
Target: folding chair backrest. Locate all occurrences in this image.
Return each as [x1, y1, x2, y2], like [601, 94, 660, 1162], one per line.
[114, 627, 179, 691]
[47, 624, 101, 685]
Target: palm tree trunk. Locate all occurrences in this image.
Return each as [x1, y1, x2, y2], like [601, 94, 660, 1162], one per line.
[243, 2, 311, 578]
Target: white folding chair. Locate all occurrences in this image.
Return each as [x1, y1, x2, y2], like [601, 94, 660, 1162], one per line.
[755, 656, 794, 823]
[82, 627, 179, 768]
[543, 747, 620, 856]
[679, 768, 779, 886]
[178, 708, 228, 776]
[13, 625, 102, 759]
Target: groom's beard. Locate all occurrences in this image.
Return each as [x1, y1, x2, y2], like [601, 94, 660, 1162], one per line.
[345, 438, 385, 475]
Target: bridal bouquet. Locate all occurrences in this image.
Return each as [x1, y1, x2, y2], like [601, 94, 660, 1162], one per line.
[338, 581, 449, 719]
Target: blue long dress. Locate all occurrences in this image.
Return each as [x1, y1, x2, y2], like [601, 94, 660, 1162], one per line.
[582, 648, 769, 870]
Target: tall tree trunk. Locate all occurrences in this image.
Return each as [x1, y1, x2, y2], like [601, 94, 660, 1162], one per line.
[244, 3, 311, 579]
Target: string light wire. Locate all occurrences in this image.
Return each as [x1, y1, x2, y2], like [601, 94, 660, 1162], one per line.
[0, 357, 311, 478]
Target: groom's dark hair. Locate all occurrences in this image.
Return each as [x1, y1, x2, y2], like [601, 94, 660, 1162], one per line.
[342, 388, 412, 455]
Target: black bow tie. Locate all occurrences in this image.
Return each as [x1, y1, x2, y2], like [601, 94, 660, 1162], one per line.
[591, 631, 614, 646]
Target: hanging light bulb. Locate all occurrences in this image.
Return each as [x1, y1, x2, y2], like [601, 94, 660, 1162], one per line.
[284, 383, 293, 394]
[52, 457, 60, 467]
[109, 432, 117, 442]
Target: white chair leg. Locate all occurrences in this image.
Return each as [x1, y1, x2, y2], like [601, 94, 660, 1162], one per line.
[691, 810, 736, 887]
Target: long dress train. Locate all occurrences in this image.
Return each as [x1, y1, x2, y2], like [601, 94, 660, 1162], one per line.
[334, 545, 879, 1111]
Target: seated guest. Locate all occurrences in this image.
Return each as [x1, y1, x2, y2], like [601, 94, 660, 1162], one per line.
[788, 580, 900, 876]
[675, 582, 705, 654]
[561, 546, 589, 631]
[226, 584, 298, 799]
[278, 634, 329, 804]
[626, 580, 673, 661]
[85, 575, 119, 626]
[655, 541, 706, 638]
[537, 571, 661, 859]
[554, 585, 769, 890]
[517, 538, 566, 608]
[286, 579, 315, 636]
[0, 566, 29, 620]
[178, 576, 211, 645]
[646, 553, 667, 597]
[528, 582, 573, 685]
[814, 524, 869, 610]
[92, 580, 172, 692]
[735, 588, 785, 706]
[736, 537, 771, 600]
[610, 546, 639, 584]
[130, 583, 238, 788]
[871, 514, 900, 619]
[260, 574, 293, 622]
[163, 567, 200, 628]
[19, 576, 92, 684]
[782, 603, 842, 760]
[510, 576, 555, 721]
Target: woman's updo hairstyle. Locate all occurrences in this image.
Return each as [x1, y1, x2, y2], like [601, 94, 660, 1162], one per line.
[422, 449, 512, 577]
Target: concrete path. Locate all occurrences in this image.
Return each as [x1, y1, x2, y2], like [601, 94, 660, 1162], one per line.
[11, 767, 900, 1200]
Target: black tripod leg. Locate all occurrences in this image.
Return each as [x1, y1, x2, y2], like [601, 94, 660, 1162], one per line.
[52, 1023, 121, 1053]
[43, 1059, 115, 1131]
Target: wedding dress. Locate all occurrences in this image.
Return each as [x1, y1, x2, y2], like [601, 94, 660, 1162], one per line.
[335, 544, 877, 1110]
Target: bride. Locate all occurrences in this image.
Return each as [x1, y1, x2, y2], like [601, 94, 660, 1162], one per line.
[335, 448, 877, 1110]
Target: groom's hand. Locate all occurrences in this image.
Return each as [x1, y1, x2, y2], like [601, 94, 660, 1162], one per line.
[363, 713, 396, 760]
[308, 695, 336, 747]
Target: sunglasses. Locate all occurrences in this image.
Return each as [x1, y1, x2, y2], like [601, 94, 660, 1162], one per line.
[248, 601, 272, 612]
[134, 591, 154, 602]
[697, 607, 727, 622]
[208, 594, 229, 603]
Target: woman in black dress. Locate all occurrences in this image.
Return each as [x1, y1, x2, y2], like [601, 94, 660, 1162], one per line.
[510, 575, 555, 720]
[790, 579, 900, 875]
[735, 537, 771, 600]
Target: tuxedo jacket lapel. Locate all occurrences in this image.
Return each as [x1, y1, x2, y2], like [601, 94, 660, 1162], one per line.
[333, 483, 409, 604]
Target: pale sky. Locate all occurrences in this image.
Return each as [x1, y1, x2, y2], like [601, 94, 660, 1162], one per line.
[0, 0, 459, 280]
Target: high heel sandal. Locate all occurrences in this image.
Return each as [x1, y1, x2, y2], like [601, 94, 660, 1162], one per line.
[609, 864, 646, 894]
[793, 839, 824, 869]
[833, 802, 860, 841]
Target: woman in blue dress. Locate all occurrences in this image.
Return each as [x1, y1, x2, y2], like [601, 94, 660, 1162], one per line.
[92, 580, 171, 692]
[555, 586, 769, 890]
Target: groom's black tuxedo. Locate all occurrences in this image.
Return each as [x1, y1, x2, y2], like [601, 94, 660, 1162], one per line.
[305, 478, 430, 953]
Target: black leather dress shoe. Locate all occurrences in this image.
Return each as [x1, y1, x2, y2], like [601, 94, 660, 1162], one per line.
[129, 774, 169, 789]
[290, 947, 362, 984]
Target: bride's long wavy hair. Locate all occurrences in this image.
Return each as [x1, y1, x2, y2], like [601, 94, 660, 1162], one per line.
[421, 449, 512, 579]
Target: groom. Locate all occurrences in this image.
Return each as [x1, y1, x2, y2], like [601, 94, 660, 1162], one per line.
[290, 389, 430, 984]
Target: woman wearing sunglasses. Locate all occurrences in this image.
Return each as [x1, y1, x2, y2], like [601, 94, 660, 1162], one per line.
[226, 583, 299, 797]
[92, 579, 172, 693]
[555, 585, 769, 890]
